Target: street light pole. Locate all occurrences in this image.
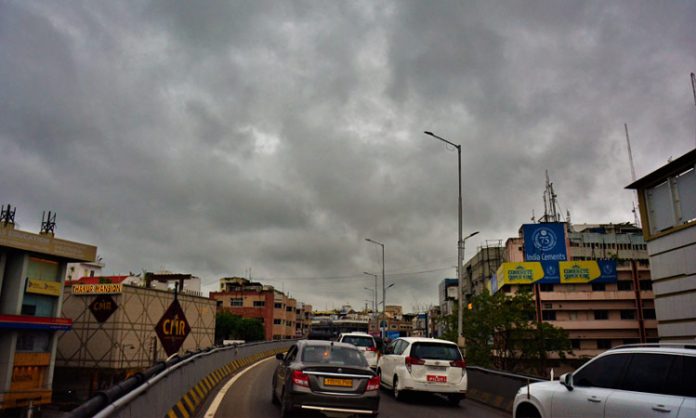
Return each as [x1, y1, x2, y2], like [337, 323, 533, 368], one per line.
[363, 272, 378, 314]
[424, 131, 476, 346]
[365, 238, 385, 338]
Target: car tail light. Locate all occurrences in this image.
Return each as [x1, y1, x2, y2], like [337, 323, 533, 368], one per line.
[366, 346, 378, 352]
[450, 359, 466, 368]
[292, 370, 310, 387]
[366, 375, 380, 391]
[405, 356, 425, 373]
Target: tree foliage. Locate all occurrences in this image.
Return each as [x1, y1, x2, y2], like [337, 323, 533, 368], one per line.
[442, 289, 572, 376]
[215, 311, 265, 343]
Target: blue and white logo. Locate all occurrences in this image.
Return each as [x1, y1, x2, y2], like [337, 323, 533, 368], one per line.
[532, 227, 557, 252]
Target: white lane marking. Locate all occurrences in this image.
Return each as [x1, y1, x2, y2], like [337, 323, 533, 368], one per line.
[204, 356, 276, 418]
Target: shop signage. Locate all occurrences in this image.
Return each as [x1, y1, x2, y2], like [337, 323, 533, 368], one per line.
[89, 295, 118, 322]
[494, 259, 618, 290]
[26, 278, 62, 297]
[72, 283, 123, 295]
[155, 299, 190, 356]
[0, 225, 97, 261]
[495, 262, 545, 285]
[0, 314, 72, 331]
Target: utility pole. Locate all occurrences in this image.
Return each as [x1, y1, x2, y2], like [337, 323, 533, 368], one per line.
[691, 72, 696, 147]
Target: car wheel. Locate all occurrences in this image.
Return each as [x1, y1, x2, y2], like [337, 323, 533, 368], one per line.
[393, 376, 401, 401]
[516, 403, 541, 418]
[446, 394, 462, 406]
[280, 388, 294, 418]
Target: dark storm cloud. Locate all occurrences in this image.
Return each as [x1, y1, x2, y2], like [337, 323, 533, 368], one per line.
[1, 1, 694, 311]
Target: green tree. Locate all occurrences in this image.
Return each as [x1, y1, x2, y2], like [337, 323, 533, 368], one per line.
[215, 312, 265, 343]
[455, 289, 572, 376]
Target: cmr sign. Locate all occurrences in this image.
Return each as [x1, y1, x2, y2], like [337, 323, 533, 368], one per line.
[155, 299, 190, 356]
[89, 295, 118, 323]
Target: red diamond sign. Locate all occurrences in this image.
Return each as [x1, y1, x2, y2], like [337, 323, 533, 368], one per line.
[155, 299, 190, 356]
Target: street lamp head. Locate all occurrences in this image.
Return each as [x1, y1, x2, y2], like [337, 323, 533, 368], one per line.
[467, 231, 480, 239]
[387, 283, 395, 289]
[424, 131, 434, 136]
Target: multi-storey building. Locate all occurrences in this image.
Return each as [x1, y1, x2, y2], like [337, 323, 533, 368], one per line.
[463, 242, 504, 302]
[295, 302, 313, 338]
[438, 278, 458, 316]
[209, 277, 302, 340]
[55, 274, 215, 401]
[0, 218, 97, 411]
[627, 148, 696, 342]
[493, 222, 657, 359]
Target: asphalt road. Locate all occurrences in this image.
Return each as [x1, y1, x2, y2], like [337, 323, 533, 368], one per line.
[207, 357, 510, 418]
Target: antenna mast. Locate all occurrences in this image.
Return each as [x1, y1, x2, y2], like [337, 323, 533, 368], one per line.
[691, 72, 696, 147]
[542, 170, 559, 222]
[624, 123, 641, 227]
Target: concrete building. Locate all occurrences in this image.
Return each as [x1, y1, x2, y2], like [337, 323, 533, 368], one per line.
[210, 277, 302, 340]
[55, 275, 216, 400]
[463, 242, 504, 302]
[0, 218, 97, 411]
[627, 148, 696, 342]
[493, 222, 657, 359]
[65, 259, 104, 282]
[295, 302, 313, 338]
[438, 278, 458, 316]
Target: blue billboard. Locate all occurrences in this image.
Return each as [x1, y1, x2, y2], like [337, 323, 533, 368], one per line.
[523, 223, 567, 262]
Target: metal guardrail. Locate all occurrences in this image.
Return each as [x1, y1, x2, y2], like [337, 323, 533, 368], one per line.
[66, 340, 296, 418]
[466, 366, 545, 413]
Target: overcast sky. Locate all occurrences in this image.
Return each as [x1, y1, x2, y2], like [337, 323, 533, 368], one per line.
[2, 1, 695, 312]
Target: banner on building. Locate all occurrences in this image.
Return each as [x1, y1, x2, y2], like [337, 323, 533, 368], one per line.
[522, 223, 567, 262]
[494, 259, 617, 290]
[89, 295, 118, 322]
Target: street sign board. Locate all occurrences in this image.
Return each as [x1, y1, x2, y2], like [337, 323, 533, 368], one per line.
[89, 295, 118, 323]
[155, 299, 190, 356]
[522, 223, 567, 262]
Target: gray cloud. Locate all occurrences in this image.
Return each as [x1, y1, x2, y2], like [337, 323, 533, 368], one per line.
[1, 0, 694, 311]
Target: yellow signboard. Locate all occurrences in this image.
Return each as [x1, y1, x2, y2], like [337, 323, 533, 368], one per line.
[26, 278, 62, 297]
[559, 261, 602, 283]
[496, 262, 545, 285]
[72, 283, 123, 295]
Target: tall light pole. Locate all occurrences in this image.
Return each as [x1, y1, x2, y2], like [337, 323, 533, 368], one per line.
[424, 131, 477, 346]
[365, 238, 385, 338]
[363, 272, 378, 314]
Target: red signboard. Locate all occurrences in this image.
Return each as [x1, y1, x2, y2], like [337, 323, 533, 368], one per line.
[0, 314, 72, 331]
[155, 299, 190, 356]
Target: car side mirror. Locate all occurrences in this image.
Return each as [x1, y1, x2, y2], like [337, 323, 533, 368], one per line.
[559, 373, 573, 391]
[276, 353, 285, 361]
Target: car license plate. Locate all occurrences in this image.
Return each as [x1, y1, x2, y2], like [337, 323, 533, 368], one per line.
[427, 375, 447, 383]
[324, 378, 352, 387]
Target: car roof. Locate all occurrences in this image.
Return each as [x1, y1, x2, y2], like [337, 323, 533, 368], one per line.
[299, 339, 357, 350]
[340, 332, 374, 338]
[394, 337, 458, 345]
[604, 345, 696, 356]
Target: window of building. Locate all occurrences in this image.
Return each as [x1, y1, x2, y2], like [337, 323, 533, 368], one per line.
[274, 303, 282, 309]
[231, 298, 243, 307]
[253, 301, 265, 307]
[617, 281, 633, 291]
[591, 283, 606, 291]
[273, 319, 282, 325]
[596, 339, 612, 349]
[539, 284, 554, 292]
[568, 312, 578, 320]
[16, 332, 51, 352]
[639, 280, 653, 291]
[571, 339, 581, 349]
[622, 339, 639, 345]
[620, 310, 636, 320]
[286, 306, 293, 312]
[542, 311, 556, 321]
[594, 310, 609, 320]
[643, 308, 656, 319]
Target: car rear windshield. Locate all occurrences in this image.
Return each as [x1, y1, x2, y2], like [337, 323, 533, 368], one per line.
[301, 346, 368, 367]
[410, 343, 462, 361]
[341, 336, 374, 348]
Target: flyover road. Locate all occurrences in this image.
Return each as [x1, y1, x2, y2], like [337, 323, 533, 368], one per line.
[203, 357, 510, 418]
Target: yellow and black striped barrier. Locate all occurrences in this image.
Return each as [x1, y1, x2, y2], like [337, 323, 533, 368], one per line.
[166, 348, 287, 418]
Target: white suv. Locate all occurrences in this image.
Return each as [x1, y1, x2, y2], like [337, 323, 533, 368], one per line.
[513, 344, 696, 418]
[337, 332, 380, 369]
[377, 337, 467, 405]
